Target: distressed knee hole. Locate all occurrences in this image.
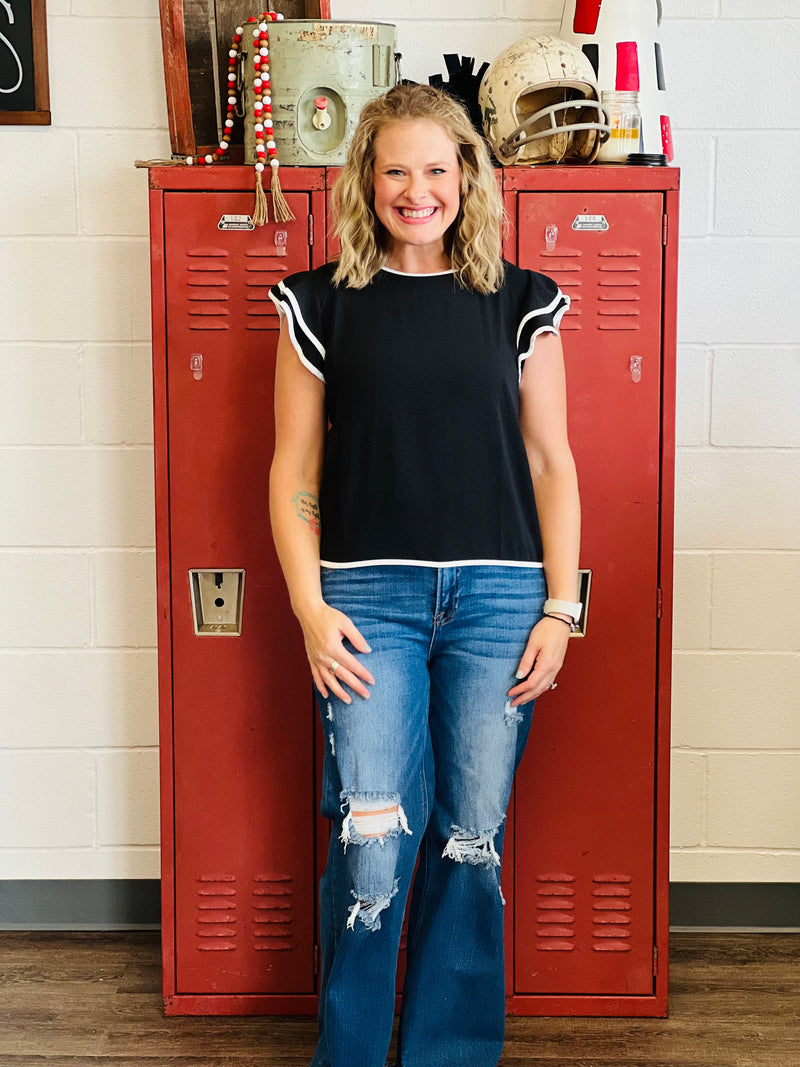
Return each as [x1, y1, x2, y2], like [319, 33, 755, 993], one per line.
[346, 878, 399, 932]
[443, 824, 502, 868]
[339, 793, 412, 851]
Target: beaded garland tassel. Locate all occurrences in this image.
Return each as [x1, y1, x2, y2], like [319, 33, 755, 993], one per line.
[183, 10, 295, 225]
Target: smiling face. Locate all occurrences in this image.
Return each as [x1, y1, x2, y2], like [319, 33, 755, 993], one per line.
[372, 118, 462, 271]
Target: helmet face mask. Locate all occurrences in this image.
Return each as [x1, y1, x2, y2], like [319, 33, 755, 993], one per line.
[480, 34, 611, 165]
[500, 94, 610, 164]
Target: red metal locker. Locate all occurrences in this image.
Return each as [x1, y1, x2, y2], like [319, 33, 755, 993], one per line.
[151, 169, 327, 1013]
[503, 168, 678, 1018]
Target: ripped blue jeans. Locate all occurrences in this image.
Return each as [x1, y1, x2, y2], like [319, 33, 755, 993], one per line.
[312, 565, 547, 1067]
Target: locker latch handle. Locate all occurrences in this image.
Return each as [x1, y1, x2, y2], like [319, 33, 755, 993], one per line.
[629, 355, 642, 383]
[545, 224, 558, 251]
[190, 353, 203, 380]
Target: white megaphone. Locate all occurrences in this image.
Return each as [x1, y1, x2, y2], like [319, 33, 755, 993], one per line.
[559, 0, 674, 161]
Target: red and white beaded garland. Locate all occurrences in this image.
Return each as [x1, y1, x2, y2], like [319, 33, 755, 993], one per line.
[183, 10, 294, 225]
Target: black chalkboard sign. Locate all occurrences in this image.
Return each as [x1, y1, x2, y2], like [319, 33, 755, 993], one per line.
[0, 0, 50, 124]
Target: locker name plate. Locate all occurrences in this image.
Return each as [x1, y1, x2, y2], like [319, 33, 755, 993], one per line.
[218, 214, 255, 231]
[572, 214, 609, 232]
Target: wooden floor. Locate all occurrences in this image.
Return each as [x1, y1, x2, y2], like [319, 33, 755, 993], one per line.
[0, 931, 797, 1066]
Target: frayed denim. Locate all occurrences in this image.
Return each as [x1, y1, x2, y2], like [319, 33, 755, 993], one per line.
[311, 565, 546, 1067]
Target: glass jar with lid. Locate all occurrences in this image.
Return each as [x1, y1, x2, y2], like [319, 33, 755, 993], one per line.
[597, 90, 642, 163]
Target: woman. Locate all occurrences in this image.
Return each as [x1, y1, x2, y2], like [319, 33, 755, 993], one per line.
[269, 83, 581, 1067]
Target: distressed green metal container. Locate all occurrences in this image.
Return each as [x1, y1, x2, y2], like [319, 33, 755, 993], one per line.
[242, 20, 396, 166]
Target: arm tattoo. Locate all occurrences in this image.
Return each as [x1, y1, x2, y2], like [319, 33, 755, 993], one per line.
[291, 491, 321, 536]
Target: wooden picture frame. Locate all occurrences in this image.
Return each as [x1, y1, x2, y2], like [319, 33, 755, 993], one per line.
[0, 0, 51, 125]
[158, 0, 329, 157]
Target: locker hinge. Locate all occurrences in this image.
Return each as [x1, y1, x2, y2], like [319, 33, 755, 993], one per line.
[653, 944, 659, 976]
[656, 587, 663, 619]
[662, 213, 668, 245]
[308, 214, 314, 246]
[314, 943, 320, 975]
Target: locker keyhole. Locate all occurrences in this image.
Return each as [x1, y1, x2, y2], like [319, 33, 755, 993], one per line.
[213, 574, 226, 616]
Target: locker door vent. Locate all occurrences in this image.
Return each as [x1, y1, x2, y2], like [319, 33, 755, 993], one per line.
[534, 873, 576, 952]
[245, 248, 290, 331]
[252, 874, 294, 952]
[590, 873, 633, 952]
[596, 250, 641, 332]
[537, 249, 582, 332]
[195, 873, 238, 952]
[186, 248, 230, 331]
[188, 247, 229, 257]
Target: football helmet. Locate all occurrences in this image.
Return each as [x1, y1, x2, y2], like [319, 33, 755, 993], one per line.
[479, 34, 610, 165]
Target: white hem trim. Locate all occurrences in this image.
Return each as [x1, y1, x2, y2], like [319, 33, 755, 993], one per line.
[274, 281, 326, 359]
[516, 299, 570, 382]
[380, 266, 454, 277]
[269, 288, 325, 383]
[320, 558, 545, 569]
[515, 291, 570, 348]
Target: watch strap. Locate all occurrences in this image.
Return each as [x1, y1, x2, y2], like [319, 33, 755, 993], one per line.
[543, 597, 582, 623]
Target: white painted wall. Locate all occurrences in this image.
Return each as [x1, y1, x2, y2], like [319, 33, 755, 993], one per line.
[1, 0, 797, 885]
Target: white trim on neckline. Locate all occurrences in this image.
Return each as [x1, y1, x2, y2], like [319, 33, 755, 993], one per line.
[380, 266, 454, 277]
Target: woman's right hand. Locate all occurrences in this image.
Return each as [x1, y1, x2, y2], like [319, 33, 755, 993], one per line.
[296, 601, 374, 704]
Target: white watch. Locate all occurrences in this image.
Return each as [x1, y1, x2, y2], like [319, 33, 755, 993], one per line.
[543, 598, 582, 623]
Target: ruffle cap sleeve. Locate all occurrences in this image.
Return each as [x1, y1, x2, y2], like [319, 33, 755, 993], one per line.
[515, 269, 570, 380]
[269, 269, 328, 382]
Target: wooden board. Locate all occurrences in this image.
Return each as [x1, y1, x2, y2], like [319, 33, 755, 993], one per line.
[159, 0, 327, 156]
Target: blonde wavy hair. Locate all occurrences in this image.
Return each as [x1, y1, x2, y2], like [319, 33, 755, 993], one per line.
[331, 83, 505, 294]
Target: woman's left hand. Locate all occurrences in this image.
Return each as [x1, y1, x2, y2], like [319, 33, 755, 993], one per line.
[507, 616, 572, 706]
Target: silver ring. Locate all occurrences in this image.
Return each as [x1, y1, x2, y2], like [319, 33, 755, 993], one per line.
[549, 681, 558, 690]
[330, 660, 340, 674]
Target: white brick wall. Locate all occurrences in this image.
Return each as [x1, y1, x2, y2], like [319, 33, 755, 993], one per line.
[663, 3, 800, 882]
[1, 1, 798, 885]
[0, 0, 167, 880]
